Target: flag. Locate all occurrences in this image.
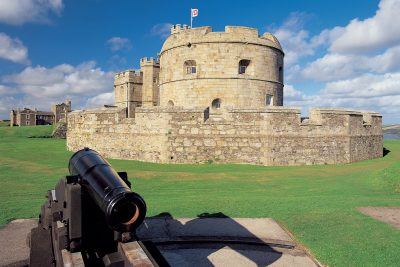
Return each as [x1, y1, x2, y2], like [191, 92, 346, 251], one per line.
[191, 8, 198, 18]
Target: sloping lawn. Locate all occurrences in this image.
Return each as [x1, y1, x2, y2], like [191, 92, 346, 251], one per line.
[0, 125, 399, 266]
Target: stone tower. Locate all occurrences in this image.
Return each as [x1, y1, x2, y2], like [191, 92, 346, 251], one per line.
[51, 100, 72, 123]
[158, 25, 284, 109]
[140, 57, 160, 106]
[114, 70, 143, 117]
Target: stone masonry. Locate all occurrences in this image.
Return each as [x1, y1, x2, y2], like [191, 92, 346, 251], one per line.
[67, 25, 383, 166]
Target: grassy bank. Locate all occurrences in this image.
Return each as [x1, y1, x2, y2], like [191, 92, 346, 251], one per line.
[0, 125, 399, 266]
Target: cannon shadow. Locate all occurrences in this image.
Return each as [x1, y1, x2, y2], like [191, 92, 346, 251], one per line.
[136, 212, 284, 267]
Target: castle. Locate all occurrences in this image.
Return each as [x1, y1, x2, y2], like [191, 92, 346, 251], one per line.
[10, 100, 71, 127]
[67, 25, 383, 166]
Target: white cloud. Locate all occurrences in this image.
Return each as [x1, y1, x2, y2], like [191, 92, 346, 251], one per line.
[0, 61, 114, 119]
[302, 45, 400, 81]
[106, 37, 132, 52]
[284, 84, 306, 102]
[0, 33, 29, 64]
[272, 13, 324, 67]
[0, 0, 63, 25]
[302, 53, 358, 81]
[4, 61, 113, 97]
[284, 73, 400, 123]
[329, 0, 400, 53]
[150, 23, 173, 39]
[0, 96, 17, 116]
[0, 84, 16, 95]
[86, 92, 114, 107]
[321, 73, 400, 99]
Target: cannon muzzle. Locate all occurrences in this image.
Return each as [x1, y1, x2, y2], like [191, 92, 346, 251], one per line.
[68, 148, 146, 232]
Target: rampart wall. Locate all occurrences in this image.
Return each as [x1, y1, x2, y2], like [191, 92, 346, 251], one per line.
[67, 107, 382, 166]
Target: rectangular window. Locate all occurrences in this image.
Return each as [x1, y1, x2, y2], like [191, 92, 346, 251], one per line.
[266, 94, 273, 106]
[26, 114, 30, 119]
[186, 66, 196, 74]
[239, 59, 251, 74]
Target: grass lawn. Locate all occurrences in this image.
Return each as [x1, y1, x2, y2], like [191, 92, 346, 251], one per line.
[0, 121, 9, 127]
[0, 125, 399, 266]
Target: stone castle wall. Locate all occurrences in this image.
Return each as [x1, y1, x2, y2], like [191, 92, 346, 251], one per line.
[67, 107, 382, 166]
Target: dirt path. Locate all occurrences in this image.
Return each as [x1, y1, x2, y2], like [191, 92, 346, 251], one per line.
[358, 207, 400, 229]
[0, 219, 37, 267]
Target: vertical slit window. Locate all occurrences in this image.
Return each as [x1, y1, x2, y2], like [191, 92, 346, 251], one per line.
[266, 94, 273, 106]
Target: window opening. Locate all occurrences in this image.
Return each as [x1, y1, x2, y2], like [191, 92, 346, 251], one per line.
[265, 94, 273, 106]
[212, 98, 221, 109]
[239, 59, 251, 74]
[184, 60, 196, 74]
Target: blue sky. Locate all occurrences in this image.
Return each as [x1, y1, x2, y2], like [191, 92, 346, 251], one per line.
[0, 0, 399, 123]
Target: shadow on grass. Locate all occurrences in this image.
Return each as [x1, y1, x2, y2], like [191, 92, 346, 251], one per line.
[139, 212, 283, 266]
[383, 147, 391, 157]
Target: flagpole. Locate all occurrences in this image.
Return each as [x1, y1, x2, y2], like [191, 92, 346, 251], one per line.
[190, 9, 193, 28]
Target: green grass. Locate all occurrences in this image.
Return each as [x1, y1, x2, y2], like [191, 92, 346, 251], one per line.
[0, 121, 9, 127]
[0, 125, 399, 266]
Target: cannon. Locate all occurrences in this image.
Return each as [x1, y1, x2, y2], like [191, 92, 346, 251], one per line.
[29, 148, 166, 267]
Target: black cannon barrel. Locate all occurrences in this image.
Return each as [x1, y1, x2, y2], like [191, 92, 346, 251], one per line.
[68, 148, 146, 232]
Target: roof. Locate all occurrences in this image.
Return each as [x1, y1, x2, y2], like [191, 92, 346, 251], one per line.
[36, 111, 54, 116]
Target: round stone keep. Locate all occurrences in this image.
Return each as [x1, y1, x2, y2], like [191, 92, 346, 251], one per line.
[159, 25, 284, 109]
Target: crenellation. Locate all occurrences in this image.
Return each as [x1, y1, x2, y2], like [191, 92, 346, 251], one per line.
[170, 24, 182, 34]
[225, 26, 259, 37]
[140, 57, 159, 66]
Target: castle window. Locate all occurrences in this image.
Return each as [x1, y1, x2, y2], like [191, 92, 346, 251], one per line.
[279, 66, 283, 83]
[265, 94, 273, 106]
[211, 98, 221, 109]
[238, 59, 251, 74]
[184, 60, 196, 74]
[26, 120, 29, 125]
[26, 114, 30, 119]
[167, 100, 175, 107]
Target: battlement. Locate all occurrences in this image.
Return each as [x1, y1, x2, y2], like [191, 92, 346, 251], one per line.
[170, 25, 260, 37]
[140, 57, 160, 66]
[262, 32, 282, 50]
[67, 106, 382, 166]
[224, 26, 259, 36]
[161, 25, 283, 54]
[114, 70, 142, 85]
[170, 24, 191, 34]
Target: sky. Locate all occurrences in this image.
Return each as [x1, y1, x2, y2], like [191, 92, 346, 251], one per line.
[0, 0, 399, 124]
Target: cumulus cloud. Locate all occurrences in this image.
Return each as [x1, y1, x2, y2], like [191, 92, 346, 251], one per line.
[0, 0, 63, 25]
[302, 44, 400, 81]
[273, 0, 400, 123]
[329, 0, 400, 53]
[0, 61, 114, 119]
[321, 73, 400, 99]
[86, 92, 114, 107]
[150, 23, 173, 38]
[0, 96, 17, 116]
[0, 33, 29, 64]
[106, 37, 132, 52]
[284, 72, 400, 123]
[272, 13, 324, 67]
